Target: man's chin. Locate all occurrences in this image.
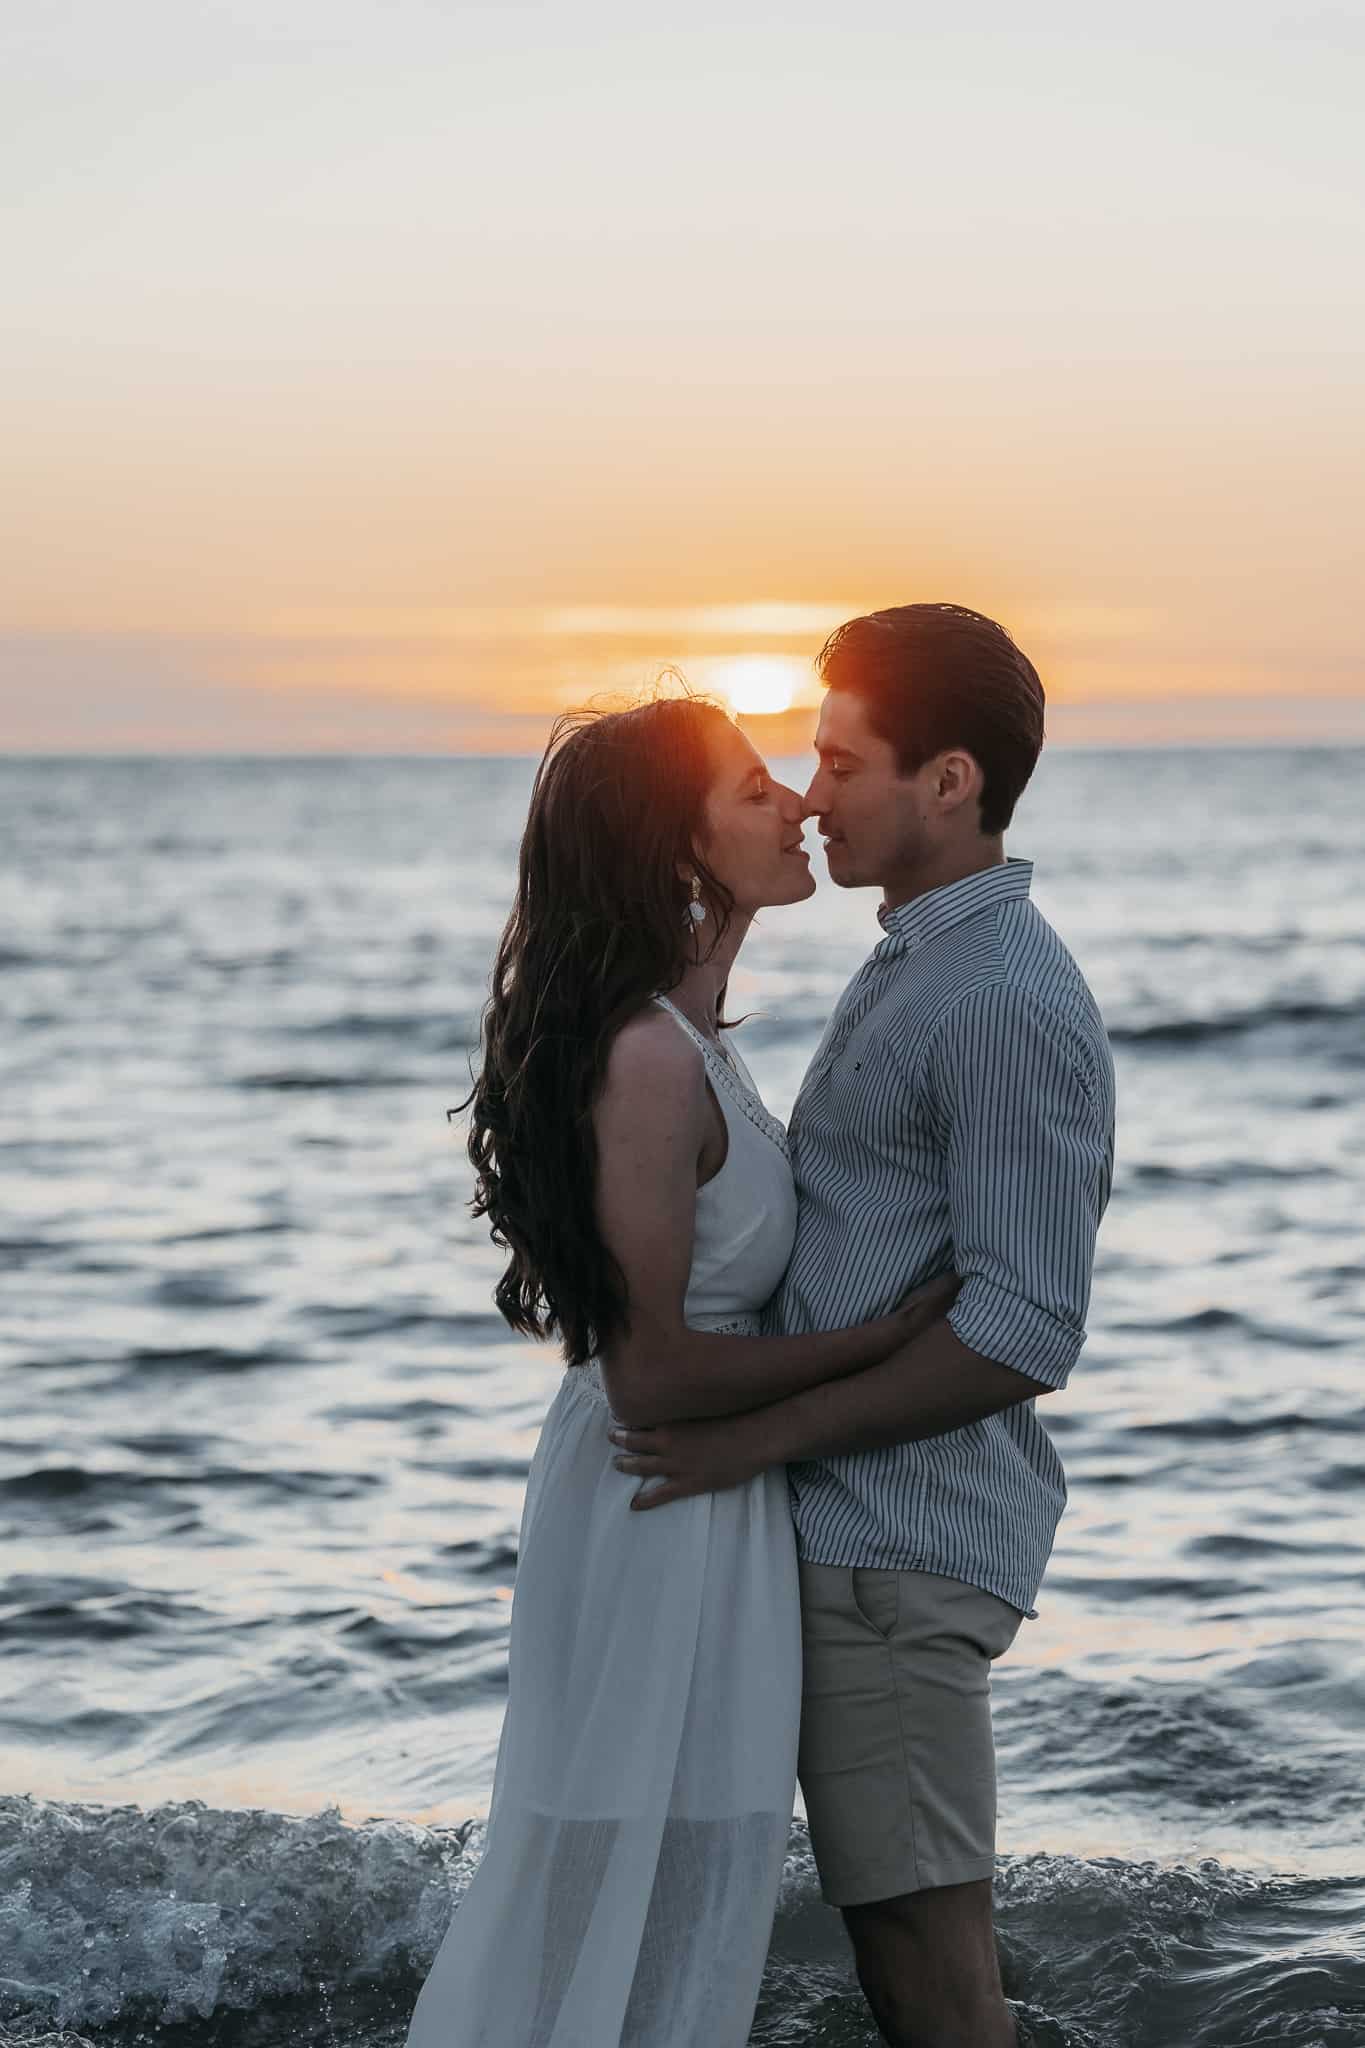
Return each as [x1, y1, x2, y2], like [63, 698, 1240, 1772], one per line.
[822, 843, 862, 887]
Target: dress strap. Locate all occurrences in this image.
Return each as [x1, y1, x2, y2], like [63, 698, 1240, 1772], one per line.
[650, 996, 789, 1160]
[651, 994, 734, 1070]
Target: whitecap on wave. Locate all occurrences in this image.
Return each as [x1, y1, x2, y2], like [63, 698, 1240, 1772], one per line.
[4, 1794, 1364, 2045]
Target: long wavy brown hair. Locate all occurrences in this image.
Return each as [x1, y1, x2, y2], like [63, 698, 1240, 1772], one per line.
[463, 692, 738, 1365]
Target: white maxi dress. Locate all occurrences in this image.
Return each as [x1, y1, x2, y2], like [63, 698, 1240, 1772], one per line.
[406, 996, 801, 2046]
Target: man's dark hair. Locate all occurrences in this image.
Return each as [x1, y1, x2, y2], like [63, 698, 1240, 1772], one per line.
[817, 602, 1045, 835]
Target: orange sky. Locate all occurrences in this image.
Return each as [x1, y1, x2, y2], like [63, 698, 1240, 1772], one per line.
[3, 6, 1363, 750]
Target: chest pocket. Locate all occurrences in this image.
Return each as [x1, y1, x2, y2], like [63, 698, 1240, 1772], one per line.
[823, 1026, 907, 1148]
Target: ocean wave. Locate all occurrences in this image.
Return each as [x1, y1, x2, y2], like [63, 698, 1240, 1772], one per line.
[120, 1344, 301, 1376]
[3, 1795, 1362, 2045]
[997, 1669, 1346, 1828]
[1128, 1158, 1335, 1187]
[0, 1794, 473, 2034]
[281, 1008, 482, 1050]
[994, 1852, 1365, 2046]
[1126, 1404, 1365, 1441]
[306, 1307, 505, 1345]
[739, 992, 1365, 1066]
[232, 1070, 422, 1093]
[0, 1463, 383, 1508]
[1107, 995, 1365, 1051]
[0, 1239, 73, 1270]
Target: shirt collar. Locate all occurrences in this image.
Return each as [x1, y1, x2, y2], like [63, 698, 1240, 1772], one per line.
[875, 857, 1034, 952]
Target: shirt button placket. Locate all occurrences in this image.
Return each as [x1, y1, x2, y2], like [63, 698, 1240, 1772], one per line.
[814, 957, 890, 1085]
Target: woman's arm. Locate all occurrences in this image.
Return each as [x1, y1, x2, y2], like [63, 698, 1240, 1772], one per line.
[592, 1013, 950, 1427]
[608, 1321, 1049, 1511]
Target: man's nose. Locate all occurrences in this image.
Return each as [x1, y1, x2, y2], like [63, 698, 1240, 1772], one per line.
[801, 782, 824, 820]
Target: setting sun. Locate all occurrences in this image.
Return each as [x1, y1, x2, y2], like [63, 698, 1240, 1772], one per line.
[711, 655, 805, 716]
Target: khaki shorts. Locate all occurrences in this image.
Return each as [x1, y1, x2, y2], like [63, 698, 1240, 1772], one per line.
[797, 1559, 1023, 1906]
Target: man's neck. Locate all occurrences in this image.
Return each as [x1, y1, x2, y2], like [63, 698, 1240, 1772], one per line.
[880, 840, 1006, 916]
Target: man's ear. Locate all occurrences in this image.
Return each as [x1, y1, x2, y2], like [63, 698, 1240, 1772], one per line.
[934, 749, 983, 817]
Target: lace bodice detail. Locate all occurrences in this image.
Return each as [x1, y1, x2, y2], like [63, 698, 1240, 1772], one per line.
[651, 998, 790, 1162]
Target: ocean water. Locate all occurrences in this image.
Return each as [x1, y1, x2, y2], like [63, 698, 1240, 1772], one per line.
[2, 749, 1363, 2048]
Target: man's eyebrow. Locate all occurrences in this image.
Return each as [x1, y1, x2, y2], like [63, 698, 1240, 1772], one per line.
[816, 742, 863, 762]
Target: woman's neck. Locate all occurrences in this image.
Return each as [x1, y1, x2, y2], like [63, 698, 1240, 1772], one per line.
[665, 909, 752, 1038]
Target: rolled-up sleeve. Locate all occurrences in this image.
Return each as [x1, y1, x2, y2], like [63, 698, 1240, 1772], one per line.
[929, 983, 1113, 1390]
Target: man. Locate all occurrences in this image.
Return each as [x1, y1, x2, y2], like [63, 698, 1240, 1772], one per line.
[611, 603, 1116, 2048]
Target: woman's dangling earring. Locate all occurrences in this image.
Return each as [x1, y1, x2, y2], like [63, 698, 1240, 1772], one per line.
[686, 875, 708, 927]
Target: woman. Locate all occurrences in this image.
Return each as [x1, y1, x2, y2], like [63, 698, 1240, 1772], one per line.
[406, 694, 952, 2047]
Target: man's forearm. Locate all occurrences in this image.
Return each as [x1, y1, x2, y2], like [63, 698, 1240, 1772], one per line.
[754, 1317, 1051, 1465]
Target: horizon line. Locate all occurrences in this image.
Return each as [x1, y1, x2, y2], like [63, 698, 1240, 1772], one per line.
[5, 737, 1365, 762]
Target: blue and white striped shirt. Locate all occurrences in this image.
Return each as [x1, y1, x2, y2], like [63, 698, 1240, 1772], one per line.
[768, 858, 1115, 1618]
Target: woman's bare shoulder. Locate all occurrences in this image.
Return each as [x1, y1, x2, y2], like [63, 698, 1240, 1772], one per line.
[600, 1006, 704, 1113]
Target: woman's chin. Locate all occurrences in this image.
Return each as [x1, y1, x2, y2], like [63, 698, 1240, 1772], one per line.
[738, 860, 817, 913]
[765, 869, 818, 908]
